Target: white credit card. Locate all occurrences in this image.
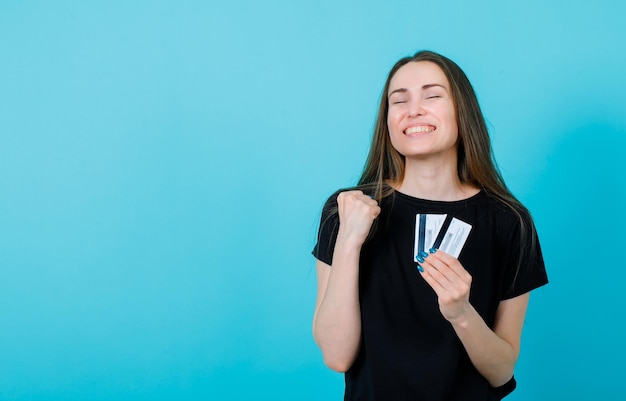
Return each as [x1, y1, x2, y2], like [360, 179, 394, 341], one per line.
[413, 214, 446, 262]
[437, 217, 472, 258]
[414, 214, 472, 261]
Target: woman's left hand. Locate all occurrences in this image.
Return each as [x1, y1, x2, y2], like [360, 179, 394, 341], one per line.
[417, 249, 473, 323]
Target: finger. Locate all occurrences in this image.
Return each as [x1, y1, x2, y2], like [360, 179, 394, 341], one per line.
[427, 249, 472, 282]
[358, 194, 379, 206]
[419, 271, 445, 298]
[419, 257, 454, 292]
[339, 191, 376, 206]
[419, 261, 470, 305]
[419, 264, 466, 304]
[422, 254, 456, 283]
[417, 262, 446, 295]
[338, 191, 381, 222]
[419, 253, 470, 294]
[348, 192, 380, 213]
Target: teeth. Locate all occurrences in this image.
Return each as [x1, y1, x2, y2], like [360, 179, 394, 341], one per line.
[405, 126, 435, 134]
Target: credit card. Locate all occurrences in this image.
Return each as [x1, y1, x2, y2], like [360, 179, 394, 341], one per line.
[414, 214, 447, 262]
[431, 217, 472, 258]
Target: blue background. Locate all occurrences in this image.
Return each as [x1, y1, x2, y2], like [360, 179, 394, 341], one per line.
[1, 1, 625, 400]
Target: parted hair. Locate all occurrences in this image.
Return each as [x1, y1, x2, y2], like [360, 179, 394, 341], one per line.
[360, 50, 513, 205]
[319, 50, 540, 287]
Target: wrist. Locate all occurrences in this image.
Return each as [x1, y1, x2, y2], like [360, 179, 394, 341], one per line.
[446, 303, 477, 329]
[335, 230, 367, 252]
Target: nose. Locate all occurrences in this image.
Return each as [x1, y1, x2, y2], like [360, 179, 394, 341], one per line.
[408, 99, 425, 117]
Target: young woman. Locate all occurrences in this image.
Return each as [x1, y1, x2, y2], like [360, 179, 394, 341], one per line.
[312, 51, 548, 400]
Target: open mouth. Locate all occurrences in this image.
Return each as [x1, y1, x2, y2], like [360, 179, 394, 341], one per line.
[404, 125, 435, 135]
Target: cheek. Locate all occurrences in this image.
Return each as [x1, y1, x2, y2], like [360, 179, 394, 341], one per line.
[445, 106, 458, 128]
[438, 106, 459, 135]
[387, 119, 403, 151]
[387, 126, 405, 155]
[387, 110, 402, 134]
[449, 116, 459, 139]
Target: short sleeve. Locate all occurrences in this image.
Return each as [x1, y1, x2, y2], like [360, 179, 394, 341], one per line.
[311, 193, 340, 266]
[499, 209, 548, 300]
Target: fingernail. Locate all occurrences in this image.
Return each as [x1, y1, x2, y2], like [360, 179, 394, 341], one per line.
[429, 248, 438, 254]
[416, 255, 424, 263]
[419, 251, 428, 259]
[417, 265, 424, 273]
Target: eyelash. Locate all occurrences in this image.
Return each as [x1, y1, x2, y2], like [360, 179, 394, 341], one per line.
[391, 95, 442, 105]
[392, 95, 441, 103]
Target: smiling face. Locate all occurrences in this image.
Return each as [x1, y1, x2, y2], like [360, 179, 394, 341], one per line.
[386, 61, 459, 162]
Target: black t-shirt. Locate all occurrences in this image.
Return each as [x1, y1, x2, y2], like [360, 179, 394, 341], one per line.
[312, 189, 548, 401]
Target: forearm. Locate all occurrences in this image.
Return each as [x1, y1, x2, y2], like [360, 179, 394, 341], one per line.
[417, 251, 527, 387]
[450, 306, 517, 387]
[313, 240, 362, 372]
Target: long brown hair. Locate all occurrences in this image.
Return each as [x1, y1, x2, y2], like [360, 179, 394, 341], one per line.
[324, 50, 539, 284]
[360, 50, 519, 209]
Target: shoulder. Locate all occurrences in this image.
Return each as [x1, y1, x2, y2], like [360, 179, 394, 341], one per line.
[479, 192, 534, 232]
[317, 187, 358, 227]
[320, 189, 341, 213]
[320, 185, 383, 210]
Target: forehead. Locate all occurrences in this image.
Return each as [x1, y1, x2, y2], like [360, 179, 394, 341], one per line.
[388, 61, 449, 93]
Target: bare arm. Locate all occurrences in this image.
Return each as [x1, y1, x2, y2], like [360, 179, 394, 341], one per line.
[312, 253, 361, 372]
[418, 250, 529, 387]
[449, 293, 529, 387]
[312, 191, 380, 372]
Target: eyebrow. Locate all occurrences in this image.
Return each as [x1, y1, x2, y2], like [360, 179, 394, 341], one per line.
[388, 83, 447, 98]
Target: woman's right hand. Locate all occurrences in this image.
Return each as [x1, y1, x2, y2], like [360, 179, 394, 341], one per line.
[336, 190, 381, 248]
[313, 190, 379, 371]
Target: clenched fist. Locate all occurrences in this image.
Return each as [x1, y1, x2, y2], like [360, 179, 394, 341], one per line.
[336, 190, 381, 249]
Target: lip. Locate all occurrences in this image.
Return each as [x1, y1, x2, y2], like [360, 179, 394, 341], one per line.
[403, 123, 436, 135]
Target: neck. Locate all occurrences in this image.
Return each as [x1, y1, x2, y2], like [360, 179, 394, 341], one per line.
[395, 155, 479, 201]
